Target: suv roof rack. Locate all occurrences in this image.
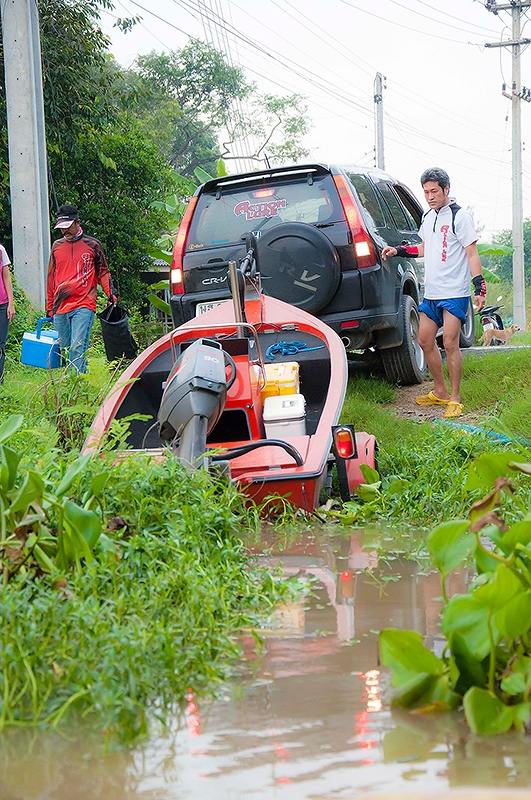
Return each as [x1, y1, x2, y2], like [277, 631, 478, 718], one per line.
[200, 163, 331, 193]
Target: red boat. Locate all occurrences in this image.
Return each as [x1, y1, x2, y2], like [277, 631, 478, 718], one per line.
[84, 248, 376, 513]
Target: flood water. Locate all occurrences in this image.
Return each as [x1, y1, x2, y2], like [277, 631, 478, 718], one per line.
[1, 529, 530, 799]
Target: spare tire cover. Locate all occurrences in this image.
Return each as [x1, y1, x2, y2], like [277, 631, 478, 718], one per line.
[255, 222, 341, 314]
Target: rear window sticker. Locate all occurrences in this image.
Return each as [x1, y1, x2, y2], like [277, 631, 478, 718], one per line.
[233, 198, 287, 221]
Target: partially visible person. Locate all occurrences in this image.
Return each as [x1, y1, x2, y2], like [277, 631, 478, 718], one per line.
[0, 242, 16, 384]
[382, 167, 486, 419]
[46, 204, 116, 373]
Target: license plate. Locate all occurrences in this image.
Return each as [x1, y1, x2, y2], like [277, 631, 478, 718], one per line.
[195, 301, 224, 316]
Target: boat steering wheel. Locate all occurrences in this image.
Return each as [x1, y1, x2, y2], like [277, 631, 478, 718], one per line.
[224, 349, 237, 391]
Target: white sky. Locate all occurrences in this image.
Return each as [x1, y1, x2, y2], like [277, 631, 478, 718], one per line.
[100, 0, 531, 240]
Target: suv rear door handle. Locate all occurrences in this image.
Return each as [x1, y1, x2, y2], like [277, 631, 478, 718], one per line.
[196, 261, 230, 271]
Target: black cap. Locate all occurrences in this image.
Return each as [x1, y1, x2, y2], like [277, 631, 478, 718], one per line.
[54, 204, 79, 230]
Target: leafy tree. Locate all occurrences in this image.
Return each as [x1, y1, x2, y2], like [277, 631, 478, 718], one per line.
[222, 93, 310, 167]
[486, 221, 531, 285]
[51, 114, 175, 304]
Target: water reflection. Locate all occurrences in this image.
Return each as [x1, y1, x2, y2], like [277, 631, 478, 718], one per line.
[0, 529, 529, 799]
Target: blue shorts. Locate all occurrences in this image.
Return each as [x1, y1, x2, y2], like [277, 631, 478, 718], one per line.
[418, 297, 470, 328]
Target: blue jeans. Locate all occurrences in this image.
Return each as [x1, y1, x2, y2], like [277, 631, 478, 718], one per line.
[53, 307, 95, 374]
[0, 303, 8, 383]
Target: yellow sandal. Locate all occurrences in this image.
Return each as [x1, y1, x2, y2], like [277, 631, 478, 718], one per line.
[415, 390, 450, 406]
[443, 401, 464, 419]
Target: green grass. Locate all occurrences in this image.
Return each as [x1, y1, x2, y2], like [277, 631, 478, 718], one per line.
[461, 349, 531, 439]
[342, 352, 531, 525]
[0, 452, 293, 742]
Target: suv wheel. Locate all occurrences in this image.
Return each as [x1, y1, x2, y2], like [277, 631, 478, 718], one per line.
[459, 299, 475, 348]
[380, 294, 427, 385]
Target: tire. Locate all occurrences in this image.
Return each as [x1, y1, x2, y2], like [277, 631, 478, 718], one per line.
[380, 294, 427, 385]
[459, 299, 475, 348]
[255, 222, 341, 314]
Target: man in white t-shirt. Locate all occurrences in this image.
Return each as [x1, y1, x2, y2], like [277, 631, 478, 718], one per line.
[382, 167, 486, 418]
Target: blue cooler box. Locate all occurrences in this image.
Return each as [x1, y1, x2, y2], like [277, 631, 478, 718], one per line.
[21, 317, 61, 369]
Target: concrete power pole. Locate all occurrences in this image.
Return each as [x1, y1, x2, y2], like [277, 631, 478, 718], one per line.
[1, 0, 50, 309]
[485, 1, 531, 330]
[374, 72, 386, 170]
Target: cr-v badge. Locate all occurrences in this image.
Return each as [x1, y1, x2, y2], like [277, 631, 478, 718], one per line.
[202, 275, 228, 285]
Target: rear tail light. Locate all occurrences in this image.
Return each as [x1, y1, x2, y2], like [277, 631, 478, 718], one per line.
[332, 174, 378, 269]
[339, 569, 355, 599]
[332, 425, 358, 460]
[171, 196, 198, 295]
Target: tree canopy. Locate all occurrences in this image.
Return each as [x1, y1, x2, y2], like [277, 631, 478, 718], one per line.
[0, 0, 310, 306]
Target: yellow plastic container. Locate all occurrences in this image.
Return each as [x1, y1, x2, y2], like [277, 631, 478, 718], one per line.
[260, 361, 300, 401]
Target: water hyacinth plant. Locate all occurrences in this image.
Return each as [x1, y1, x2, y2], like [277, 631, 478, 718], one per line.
[380, 451, 531, 736]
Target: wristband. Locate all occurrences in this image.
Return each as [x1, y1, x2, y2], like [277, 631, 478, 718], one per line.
[395, 245, 419, 258]
[472, 274, 487, 297]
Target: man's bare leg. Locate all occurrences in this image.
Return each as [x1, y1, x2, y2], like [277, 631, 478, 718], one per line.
[442, 311, 463, 402]
[417, 314, 450, 399]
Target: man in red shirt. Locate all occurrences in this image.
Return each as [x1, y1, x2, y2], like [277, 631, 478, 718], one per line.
[46, 205, 116, 373]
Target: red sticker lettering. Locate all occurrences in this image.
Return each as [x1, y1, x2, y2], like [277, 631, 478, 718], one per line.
[233, 198, 287, 221]
[440, 224, 449, 263]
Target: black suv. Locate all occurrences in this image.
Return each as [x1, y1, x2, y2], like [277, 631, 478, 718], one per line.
[170, 163, 473, 385]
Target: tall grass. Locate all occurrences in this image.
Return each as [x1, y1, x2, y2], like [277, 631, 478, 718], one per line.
[0, 453, 291, 741]
[343, 358, 531, 524]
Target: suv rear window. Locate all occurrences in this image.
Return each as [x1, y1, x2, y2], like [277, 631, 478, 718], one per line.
[187, 174, 345, 249]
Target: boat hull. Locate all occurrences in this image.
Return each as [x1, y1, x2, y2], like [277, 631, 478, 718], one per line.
[84, 295, 376, 512]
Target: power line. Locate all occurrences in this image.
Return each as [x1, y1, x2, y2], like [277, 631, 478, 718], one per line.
[169, 0, 377, 118]
[339, 0, 484, 45]
[271, 0, 507, 144]
[409, 0, 501, 35]
[384, 0, 500, 37]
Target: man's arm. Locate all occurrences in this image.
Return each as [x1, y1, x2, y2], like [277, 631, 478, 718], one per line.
[94, 242, 116, 302]
[3, 267, 15, 321]
[465, 242, 486, 311]
[46, 249, 56, 317]
[382, 242, 424, 260]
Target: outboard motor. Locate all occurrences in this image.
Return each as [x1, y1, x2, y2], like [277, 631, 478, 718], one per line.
[158, 338, 232, 467]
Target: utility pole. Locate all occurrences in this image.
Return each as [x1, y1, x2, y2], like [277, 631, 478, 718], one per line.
[1, 0, 50, 309]
[374, 72, 386, 171]
[485, 1, 531, 330]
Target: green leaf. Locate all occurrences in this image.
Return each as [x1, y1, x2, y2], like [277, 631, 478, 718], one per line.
[216, 158, 228, 177]
[427, 519, 473, 578]
[474, 564, 523, 611]
[442, 594, 495, 661]
[501, 672, 527, 696]
[89, 470, 110, 497]
[63, 500, 102, 549]
[463, 687, 515, 735]
[501, 519, 531, 554]
[56, 454, 92, 497]
[512, 702, 531, 732]
[0, 445, 21, 492]
[379, 629, 444, 686]
[147, 294, 171, 316]
[0, 414, 24, 445]
[356, 483, 381, 503]
[386, 478, 409, 496]
[194, 166, 214, 184]
[466, 452, 523, 491]
[391, 672, 434, 707]
[148, 279, 170, 291]
[495, 590, 531, 641]
[9, 470, 45, 514]
[360, 464, 380, 485]
[474, 540, 500, 574]
[147, 246, 172, 264]
[477, 243, 512, 257]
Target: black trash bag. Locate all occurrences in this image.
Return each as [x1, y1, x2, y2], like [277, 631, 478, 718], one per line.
[98, 305, 138, 361]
